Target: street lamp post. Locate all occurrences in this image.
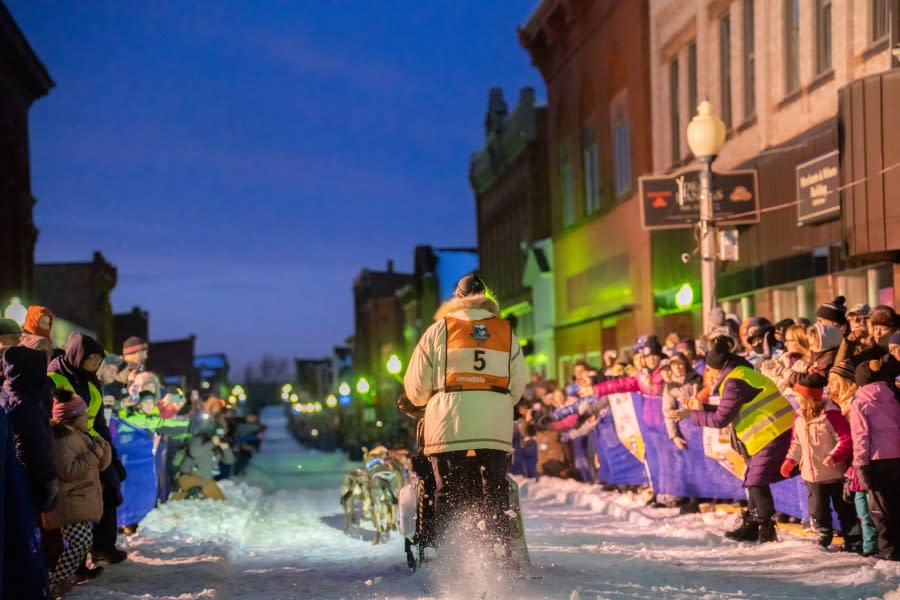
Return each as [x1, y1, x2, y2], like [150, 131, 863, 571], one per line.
[686, 100, 726, 335]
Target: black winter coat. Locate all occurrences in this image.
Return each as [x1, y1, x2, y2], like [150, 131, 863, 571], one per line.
[0, 346, 57, 512]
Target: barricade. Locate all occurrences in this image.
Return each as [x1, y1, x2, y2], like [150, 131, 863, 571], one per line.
[512, 392, 813, 519]
[110, 416, 158, 527]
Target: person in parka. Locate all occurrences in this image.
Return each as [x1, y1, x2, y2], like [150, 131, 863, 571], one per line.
[43, 389, 112, 595]
[403, 273, 527, 568]
[670, 334, 793, 543]
[170, 414, 234, 501]
[48, 333, 127, 566]
[0, 346, 58, 515]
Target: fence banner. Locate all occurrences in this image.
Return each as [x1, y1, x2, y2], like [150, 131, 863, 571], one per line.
[608, 393, 646, 462]
[110, 416, 158, 527]
[590, 412, 648, 486]
[702, 426, 747, 480]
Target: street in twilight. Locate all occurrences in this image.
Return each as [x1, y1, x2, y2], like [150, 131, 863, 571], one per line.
[61, 407, 900, 600]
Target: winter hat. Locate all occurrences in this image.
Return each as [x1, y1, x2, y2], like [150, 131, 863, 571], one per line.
[830, 359, 856, 383]
[668, 352, 690, 367]
[847, 303, 870, 318]
[745, 317, 773, 340]
[123, 336, 148, 355]
[0, 318, 21, 336]
[773, 319, 795, 335]
[793, 384, 824, 401]
[640, 335, 664, 358]
[870, 305, 898, 328]
[816, 295, 848, 325]
[889, 331, 900, 346]
[22, 305, 54, 338]
[51, 389, 87, 421]
[855, 360, 884, 388]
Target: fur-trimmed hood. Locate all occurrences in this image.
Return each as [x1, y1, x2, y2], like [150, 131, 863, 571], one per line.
[433, 294, 499, 321]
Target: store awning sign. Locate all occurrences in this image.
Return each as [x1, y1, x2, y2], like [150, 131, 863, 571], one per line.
[796, 150, 839, 226]
[638, 168, 759, 230]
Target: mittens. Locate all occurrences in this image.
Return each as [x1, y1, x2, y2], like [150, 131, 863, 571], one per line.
[780, 459, 797, 478]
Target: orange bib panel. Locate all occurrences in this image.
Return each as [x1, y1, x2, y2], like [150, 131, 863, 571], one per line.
[443, 316, 512, 394]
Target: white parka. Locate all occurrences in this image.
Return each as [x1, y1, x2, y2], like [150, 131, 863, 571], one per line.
[403, 294, 527, 456]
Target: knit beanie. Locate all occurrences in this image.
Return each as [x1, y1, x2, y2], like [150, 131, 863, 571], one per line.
[23, 305, 54, 338]
[816, 296, 847, 325]
[51, 390, 87, 421]
[830, 359, 856, 383]
[123, 336, 148, 355]
[889, 331, 900, 346]
[855, 360, 883, 388]
[870, 305, 898, 328]
[0, 318, 21, 336]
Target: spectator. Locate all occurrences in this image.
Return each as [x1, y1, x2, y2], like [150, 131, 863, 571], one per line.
[662, 353, 702, 451]
[780, 384, 859, 550]
[0, 346, 58, 515]
[43, 389, 112, 597]
[48, 333, 127, 566]
[816, 296, 849, 334]
[849, 361, 900, 561]
[22, 306, 54, 340]
[122, 337, 149, 372]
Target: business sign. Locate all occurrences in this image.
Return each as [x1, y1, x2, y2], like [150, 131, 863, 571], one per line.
[638, 168, 759, 230]
[796, 150, 839, 225]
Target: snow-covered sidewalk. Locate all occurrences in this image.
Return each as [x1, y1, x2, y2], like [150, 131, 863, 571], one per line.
[68, 408, 900, 599]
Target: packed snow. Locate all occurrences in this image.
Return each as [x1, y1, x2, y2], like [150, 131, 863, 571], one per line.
[68, 407, 900, 599]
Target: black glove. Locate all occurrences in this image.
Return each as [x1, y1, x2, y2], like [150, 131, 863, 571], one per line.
[114, 458, 127, 483]
[856, 465, 872, 491]
[842, 477, 854, 504]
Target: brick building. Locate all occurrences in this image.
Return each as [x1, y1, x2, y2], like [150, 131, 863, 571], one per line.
[649, 0, 899, 323]
[520, 0, 655, 379]
[147, 335, 196, 390]
[33, 251, 117, 350]
[0, 4, 53, 304]
[469, 86, 553, 376]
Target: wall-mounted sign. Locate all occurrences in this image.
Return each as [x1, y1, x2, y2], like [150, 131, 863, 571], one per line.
[796, 150, 839, 226]
[638, 168, 759, 230]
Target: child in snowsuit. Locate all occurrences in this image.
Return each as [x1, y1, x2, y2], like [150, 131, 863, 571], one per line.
[780, 384, 859, 549]
[43, 389, 112, 596]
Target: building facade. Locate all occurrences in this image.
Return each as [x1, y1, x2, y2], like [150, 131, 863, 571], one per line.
[470, 87, 553, 376]
[0, 4, 53, 304]
[649, 0, 899, 324]
[520, 0, 655, 379]
[33, 251, 118, 350]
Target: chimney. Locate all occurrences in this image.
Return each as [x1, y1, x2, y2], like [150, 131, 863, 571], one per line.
[387, 259, 394, 273]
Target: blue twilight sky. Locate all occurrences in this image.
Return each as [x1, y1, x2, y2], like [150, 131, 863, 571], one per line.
[7, 1, 544, 373]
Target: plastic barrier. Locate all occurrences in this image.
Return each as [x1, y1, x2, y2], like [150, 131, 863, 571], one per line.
[110, 416, 158, 527]
[508, 392, 817, 519]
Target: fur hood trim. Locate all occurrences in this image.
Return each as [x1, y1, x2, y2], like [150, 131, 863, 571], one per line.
[433, 294, 500, 321]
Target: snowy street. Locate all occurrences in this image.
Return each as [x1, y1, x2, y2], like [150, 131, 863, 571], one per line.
[69, 407, 900, 600]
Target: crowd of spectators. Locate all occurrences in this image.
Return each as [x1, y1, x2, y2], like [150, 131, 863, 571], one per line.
[0, 305, 265, 599]
[511, 297, 900, 559]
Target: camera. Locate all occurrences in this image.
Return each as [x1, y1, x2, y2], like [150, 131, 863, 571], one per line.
[680, 252, 691, 264]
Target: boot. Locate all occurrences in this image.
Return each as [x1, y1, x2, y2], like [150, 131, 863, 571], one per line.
[757, 519, 778, 543]
[725, 511, 759, 542]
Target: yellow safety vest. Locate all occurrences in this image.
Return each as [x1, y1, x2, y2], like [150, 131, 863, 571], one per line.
[48, 373, 103, 438]
[717, 365, 794, 456]
[442, 315, 512, 394]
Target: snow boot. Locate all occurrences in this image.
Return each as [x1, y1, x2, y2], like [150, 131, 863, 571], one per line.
[757, 520, 778, 543]
[725, 511, 759, 542]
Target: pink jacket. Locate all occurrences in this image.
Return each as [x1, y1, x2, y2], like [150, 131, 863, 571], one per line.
[849, 382, 900, 468]
[785, 401, 852, 483]
[592, 368, 664, 399]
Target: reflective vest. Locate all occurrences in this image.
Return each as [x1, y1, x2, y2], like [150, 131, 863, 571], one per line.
[718, 366, 794, 456]
[48, 373, 103, 438]
[441, 315, 512, 394]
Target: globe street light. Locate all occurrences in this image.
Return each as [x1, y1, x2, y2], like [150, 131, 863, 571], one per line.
[338, 381, 351, 397]
[3, 297, 27, 326]
[356, 377, 370, 395]
[686, 100, 726, 334]
[386, 354, 402, 376]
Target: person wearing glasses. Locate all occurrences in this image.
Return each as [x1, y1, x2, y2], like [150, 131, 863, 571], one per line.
[669, 331, 793, 543]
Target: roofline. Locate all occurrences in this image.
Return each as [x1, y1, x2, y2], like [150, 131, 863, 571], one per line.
[1, 2, 54, 97]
